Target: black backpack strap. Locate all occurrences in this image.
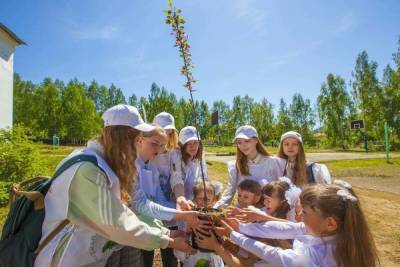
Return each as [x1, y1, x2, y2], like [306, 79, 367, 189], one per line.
[42, 154, 100, 193]
[52, 154, 99, 179]
[34, 154, 101, 256]
[306, 162, 316, 183]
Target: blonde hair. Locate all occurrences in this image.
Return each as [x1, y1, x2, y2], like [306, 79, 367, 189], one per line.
[141, 125, 167, 140]
[300, 184, 379, 267]
[236, 138, 269, 176]
[278, 138, 308, 187]
[98, 126, 140, 204]
[166, 130, 179, 150]
[193, 181, 216, 199]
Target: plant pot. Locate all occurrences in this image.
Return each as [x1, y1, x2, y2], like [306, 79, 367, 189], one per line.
[191, 207, 225, 252]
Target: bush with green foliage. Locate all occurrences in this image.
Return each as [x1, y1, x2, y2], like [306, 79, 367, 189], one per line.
[0, 125, 43, 184]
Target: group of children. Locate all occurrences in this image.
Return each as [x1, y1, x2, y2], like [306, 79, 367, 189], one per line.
[34, 104, 379, 267]
[115, 110, 378, 267]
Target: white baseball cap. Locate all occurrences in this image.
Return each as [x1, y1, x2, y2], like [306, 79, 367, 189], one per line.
[234, 125, 258, 142]
[153, 112, 176, 130]
[179, 126, 200, 145]
[280, 131, 303, 144]
[102, 104, 155, 132]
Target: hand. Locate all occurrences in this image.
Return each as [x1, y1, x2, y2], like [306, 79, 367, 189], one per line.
[167, 237, 197, 255]
[174, 211, 213, 232]
[223, 218, 238, 232]
[226, 207, 242, 217]
[236, 208, 266, 223]
[169, 229, 186, 239]
[194, 229, 220, 251]
[176, 196, 195, 211]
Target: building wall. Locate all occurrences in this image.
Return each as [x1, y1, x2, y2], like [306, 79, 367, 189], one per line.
[0, 30, 17, 129]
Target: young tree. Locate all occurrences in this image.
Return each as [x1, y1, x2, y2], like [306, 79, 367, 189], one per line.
[289, 93, 315, 144]
[317, 74, 352, 148]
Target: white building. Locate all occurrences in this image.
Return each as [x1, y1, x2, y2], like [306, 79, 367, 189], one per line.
[0, 23, 25, 129]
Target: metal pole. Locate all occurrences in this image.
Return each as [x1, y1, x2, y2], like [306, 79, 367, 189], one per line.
[384, 121, 389, 162]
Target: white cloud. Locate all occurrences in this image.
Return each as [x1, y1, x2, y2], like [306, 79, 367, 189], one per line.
[72, 25, 119, 40]
[232, 0, 267, 32]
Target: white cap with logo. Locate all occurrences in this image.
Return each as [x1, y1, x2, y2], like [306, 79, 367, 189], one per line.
[153, 112, 176, 130]
[179, 126, 200, 145]
[102, 104, 155, 132]
[234, 125, 258, 142]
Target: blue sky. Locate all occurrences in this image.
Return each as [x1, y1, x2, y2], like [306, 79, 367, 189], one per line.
[1, 0, 399, 109]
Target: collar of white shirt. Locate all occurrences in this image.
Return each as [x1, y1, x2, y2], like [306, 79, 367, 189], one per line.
[248, 153, 263, 164]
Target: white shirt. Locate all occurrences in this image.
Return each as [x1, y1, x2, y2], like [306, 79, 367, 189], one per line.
[214, 154, 284, 208]
[169, 151, 209, 200]
[231, 221, 337, 267]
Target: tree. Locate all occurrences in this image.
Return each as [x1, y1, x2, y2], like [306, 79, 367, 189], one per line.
[34, 78, 63, 139]
[275, 98, 293, 140]
[61, 81, 101, 143]
[317, 74, 352, 148]
[351, 51, 384, 140]
[251, 98, 274, 144]
[289, 93, 315, 144]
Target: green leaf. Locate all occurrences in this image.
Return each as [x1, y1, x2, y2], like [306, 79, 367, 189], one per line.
[168, 0, 173, 7]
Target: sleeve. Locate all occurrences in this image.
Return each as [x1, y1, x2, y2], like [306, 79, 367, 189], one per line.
[200, 153, 208, 180]
[238, 221, 307, 240]
[67, 162, 170, 250]
[269, 157, 285, 179]
[213, 161, 238, 209]
[170, 150, 185, 190]
[274, 156, 287, 177]
[312, 163, 332, 184]
[230, 231, 309, 267]
[154, 180, 176, 209]
[132, 183, 177, 221]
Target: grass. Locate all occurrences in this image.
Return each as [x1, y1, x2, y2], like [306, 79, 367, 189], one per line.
[324, 158, 400, 178]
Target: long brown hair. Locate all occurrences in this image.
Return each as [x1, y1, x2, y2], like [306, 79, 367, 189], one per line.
[180, 141, 203, 165]
[98, 126, 140, 204]
[278, 139, 307, 187]
[236, 138, 269, 176]
[300, 184, 379, 267]
[166, 130, 179, 150]
[262, 180, 291, 219]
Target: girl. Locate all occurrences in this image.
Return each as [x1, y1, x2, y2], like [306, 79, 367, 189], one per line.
[236, 177, 301, 223]
[131, 126, 208, 267]
[215, 125, 284, 208]
[35, 104, 194, 267]
[170, 126, 210, 208]
[175, 181, 225, 267]
[203, 183, 379, 267]
[278, 131, 331, 187]
[151, 112, 182, 267]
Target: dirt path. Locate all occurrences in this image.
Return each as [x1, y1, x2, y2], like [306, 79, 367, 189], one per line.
[206, 152, 399, 163]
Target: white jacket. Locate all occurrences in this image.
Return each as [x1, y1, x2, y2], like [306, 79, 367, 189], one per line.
[34, 142, 169, 267]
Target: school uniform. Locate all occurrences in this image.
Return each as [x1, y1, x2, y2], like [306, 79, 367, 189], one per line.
[231, 221, 337, 267]
[214, 153, 284, 208]
[34, 141, 169, 267]
[151, 149, 183, 267]
[169, 151, 209, 201]
[131, 154, 176, 221]
[279, 158, 332, 185]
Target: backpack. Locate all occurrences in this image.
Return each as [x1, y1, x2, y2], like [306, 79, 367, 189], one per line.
[306, 162, 316, 183]
[0, 154, 100, 267]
